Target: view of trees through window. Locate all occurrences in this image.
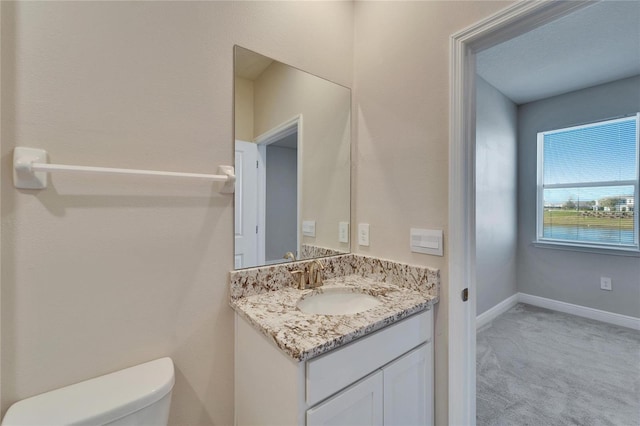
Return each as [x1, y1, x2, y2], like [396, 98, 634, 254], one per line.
[544, 197, 634, 246]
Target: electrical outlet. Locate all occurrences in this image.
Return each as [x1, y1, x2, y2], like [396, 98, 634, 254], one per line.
[338, 222, 349, 243]
[302, 221, 316, 237]
[600, 276, 612, 291]
[358, 223, 370, 247]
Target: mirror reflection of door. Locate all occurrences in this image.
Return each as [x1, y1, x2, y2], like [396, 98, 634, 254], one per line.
[260, 131, 298, 264]
[234, 46, 351, 269]
[235, 127, 300, 269]
[234, 140, 258, 269]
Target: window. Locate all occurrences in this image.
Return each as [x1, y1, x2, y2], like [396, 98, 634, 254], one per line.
[536, 114, 639, 251]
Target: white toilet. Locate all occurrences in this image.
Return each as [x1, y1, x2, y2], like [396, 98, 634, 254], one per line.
[1, 357, 175, 426]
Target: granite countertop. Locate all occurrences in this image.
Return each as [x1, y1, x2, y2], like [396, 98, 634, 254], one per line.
[230, 274, 438, 361]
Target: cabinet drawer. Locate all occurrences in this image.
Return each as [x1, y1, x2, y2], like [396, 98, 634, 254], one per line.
[306, 309, 432, 406]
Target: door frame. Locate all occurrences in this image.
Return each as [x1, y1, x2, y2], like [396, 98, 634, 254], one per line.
[447, 1, 594, 424]
[234, 140, 260, 269]
[254, 115, 303, 262]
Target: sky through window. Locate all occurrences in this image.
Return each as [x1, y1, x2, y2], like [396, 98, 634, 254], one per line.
[542, 116, 637, 203]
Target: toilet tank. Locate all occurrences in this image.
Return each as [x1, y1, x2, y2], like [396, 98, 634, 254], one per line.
[1, 357, 174, 426]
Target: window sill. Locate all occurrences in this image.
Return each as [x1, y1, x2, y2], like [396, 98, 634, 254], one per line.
[532, 240, 640, 257]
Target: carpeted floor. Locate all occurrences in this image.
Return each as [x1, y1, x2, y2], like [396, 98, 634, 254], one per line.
[477, 303, 640, 426]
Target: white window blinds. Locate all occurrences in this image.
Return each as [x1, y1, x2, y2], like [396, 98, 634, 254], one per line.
[537, 114, 639, 249]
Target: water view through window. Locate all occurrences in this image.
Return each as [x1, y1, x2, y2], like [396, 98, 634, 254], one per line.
[539, 115, 638, 249]
[543, 213, 634, 245]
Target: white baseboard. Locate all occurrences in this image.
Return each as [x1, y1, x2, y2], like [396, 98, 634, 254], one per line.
[476, 293, 640, 331]
[476, 294, 519, 330]
[518, 293, 640, 331]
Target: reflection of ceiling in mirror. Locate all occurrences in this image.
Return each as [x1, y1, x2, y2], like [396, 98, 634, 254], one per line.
[235, 47, 273, 80]
[272, 133, 297, 150]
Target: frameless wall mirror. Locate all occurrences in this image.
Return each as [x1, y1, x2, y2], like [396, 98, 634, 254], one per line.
[233, 46, 351, 269]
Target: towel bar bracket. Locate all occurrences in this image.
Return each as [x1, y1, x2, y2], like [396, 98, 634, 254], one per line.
[13, 147, 48, 189]
[217, 165, 236, 194]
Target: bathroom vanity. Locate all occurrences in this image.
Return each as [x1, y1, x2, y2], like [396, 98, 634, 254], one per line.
[231, 47, 439, 425]
[230, 254, 439, 426]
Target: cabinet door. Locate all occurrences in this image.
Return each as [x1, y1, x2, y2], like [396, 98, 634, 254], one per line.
[307, 371, 383, 426]
[383, 343, 433, 426]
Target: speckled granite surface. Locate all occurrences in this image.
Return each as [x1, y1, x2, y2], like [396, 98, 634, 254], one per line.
[229, 254, 439, 361]
[300, 244, 346, 260]
[229, 254, 439, 301]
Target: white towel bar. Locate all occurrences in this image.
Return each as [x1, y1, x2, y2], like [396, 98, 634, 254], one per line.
[13, 147, 235, 193]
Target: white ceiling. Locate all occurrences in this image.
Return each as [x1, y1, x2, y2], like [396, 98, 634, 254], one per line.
[476, 1, 640, 105]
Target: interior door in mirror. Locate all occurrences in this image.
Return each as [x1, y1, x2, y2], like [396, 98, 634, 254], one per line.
[234, 46, 351, 269]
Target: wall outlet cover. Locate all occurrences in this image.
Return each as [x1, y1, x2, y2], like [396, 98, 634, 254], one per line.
[339, 222, 349, 243]
[303, 220, 316, 237]
[600, 276, 612, 291]
[358, 223, 370, 246]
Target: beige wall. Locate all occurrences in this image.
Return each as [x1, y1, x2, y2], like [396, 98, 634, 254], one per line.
[0, 1, 521, 424]
[0, 1, 353, 424]
[234, 76, 254, 143]
[253, 61, 351, 254]
[352, 2, 513, 424]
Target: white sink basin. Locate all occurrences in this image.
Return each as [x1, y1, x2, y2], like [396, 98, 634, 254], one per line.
[297, 288, 381, 315]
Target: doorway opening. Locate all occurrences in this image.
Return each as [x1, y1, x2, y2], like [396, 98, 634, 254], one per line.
[256, 119, 301, 265]
[448, 1, 597, 424]
[234, 116, 303, 269]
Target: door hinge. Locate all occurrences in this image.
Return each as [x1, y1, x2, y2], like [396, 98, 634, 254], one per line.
[256, 225, 258, 234]
[256, 160, 259, 168]
[461, 288, 469, 302]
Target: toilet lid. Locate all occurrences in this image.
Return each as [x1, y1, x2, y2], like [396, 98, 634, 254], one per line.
[1, 357, 174, 425]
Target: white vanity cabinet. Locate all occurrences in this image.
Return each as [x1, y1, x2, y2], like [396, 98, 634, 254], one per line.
[306, 370, 384, 425]
[234, 309, 434, 426]
[382, 343, 431, 425]
[307, 343, 431, 426]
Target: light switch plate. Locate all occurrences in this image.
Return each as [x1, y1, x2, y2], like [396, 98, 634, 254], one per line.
[410, 228, 443, 256]
[358, 223, 370, 246]
[339, 222, 349, 243]
[303, 220, 316, 237]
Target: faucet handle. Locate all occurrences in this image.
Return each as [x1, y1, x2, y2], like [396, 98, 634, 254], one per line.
[290, 268, 308, 290]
